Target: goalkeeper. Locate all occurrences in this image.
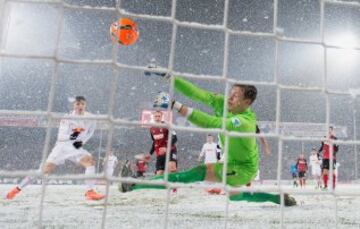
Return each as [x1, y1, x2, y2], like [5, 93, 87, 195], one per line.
[120, 73, 296, 206]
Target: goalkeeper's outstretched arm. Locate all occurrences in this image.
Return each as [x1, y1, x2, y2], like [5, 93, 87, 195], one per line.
[145, 66, 223, 109]
[171, 83, 258, 132]
[173, 101, 254, 132]
[174, 76, 224, 110]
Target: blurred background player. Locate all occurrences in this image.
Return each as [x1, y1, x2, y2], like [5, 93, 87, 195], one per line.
[148, 110, 178, 175]
[290, 163, 298, 187]
[309, 147, 322, 189]
[253, 125, 271, 184]
[335, 163, 340, 180]
[296, 153, 308, 188]
[256, 125, 271, 156]
[134, 153, 150, 178]
[103, 150, 118, 179]
[6, 96, 105, 201]
[198, 134, 219, 164]
[198, 134, 221, 194]
[319, 126, 339, 190]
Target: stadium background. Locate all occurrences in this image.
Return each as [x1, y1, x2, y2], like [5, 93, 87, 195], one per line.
[0, 0, 359, 181]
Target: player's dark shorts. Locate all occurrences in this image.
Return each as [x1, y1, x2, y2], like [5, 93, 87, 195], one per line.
[298, 171, 306, 178]
[292, 173, 297, 178]
[322, 159, 336, 170]
[136, 171, 145, 177]
[156, 150, 177, 171]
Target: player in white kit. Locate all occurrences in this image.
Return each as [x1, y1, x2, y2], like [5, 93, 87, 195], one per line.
[198, 134, 219, 164]
[199, 134, 222, 194]
[6, 96, 105, 201]
[309, 148, 322, 189]
[104, 151, 118, 178]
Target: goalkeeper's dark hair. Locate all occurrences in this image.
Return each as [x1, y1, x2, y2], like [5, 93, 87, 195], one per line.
[232, 84, 257, 105]
[75, 96, 86, 102]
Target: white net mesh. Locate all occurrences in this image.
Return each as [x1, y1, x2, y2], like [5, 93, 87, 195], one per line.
[1, 0, 360, 228]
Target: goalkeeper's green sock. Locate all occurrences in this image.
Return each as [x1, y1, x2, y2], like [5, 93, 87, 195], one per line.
[133, 165, 207, 190]
[229, 192, 280, 204]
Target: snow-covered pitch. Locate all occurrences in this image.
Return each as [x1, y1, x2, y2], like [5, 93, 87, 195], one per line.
[1, 183, 360, 229]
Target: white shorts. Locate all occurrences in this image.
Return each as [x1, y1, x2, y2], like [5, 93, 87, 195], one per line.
[46, 142, 91, 165]
[311, 167, 321, 177]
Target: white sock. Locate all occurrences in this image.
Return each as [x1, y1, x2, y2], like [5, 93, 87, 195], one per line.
[18, 166, 42, 189]
[85, 166, 96, 191]
[19, 176, 34, 189]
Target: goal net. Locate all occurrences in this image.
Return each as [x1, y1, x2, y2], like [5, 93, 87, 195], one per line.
[0, 0, 360, 228]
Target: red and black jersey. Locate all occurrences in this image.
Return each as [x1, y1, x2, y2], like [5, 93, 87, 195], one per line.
[319, 135, 339, 160]
[149, 125, 177, 157]
[296, 158, 308, 172]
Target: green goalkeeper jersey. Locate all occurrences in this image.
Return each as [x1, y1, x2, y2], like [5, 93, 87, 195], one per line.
[174, 77, 259, 185]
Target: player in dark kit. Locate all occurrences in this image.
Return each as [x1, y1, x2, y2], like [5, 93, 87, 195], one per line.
[296, 154, 308, 188]
[319, 126, 339, 189]
[135, 158, 148, 177]
[149, 110, 178, 175]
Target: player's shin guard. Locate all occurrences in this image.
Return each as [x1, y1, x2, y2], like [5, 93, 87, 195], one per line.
[85, 166, 96, 190]
[132, 165, 207, 190]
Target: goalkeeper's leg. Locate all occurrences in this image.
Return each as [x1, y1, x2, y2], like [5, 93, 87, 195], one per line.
[121, 163, 253, 192]
[133, 164, 207, 190]
[229, 192, 297, 206]
[119, 164, 208, 192]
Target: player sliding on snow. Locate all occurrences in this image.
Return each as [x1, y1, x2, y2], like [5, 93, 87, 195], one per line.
[119, 69, 296, 206]
[6, 96, 105, 201]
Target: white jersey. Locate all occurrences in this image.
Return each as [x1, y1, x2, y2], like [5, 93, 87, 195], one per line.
[46, 112, 95, 166]
[309, 154, 321, 168]
[309, 154, 321, 176]
[106, 155, 118, 170]
[105, 155, 118, 177]
[200, 142, 218, 164]
[57, 111, 96, 144]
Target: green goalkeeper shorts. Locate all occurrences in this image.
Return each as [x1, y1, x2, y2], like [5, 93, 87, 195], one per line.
[213, 162, 258, 186]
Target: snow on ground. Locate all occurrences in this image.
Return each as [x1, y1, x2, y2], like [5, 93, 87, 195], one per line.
[1, 183, 360, 229]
